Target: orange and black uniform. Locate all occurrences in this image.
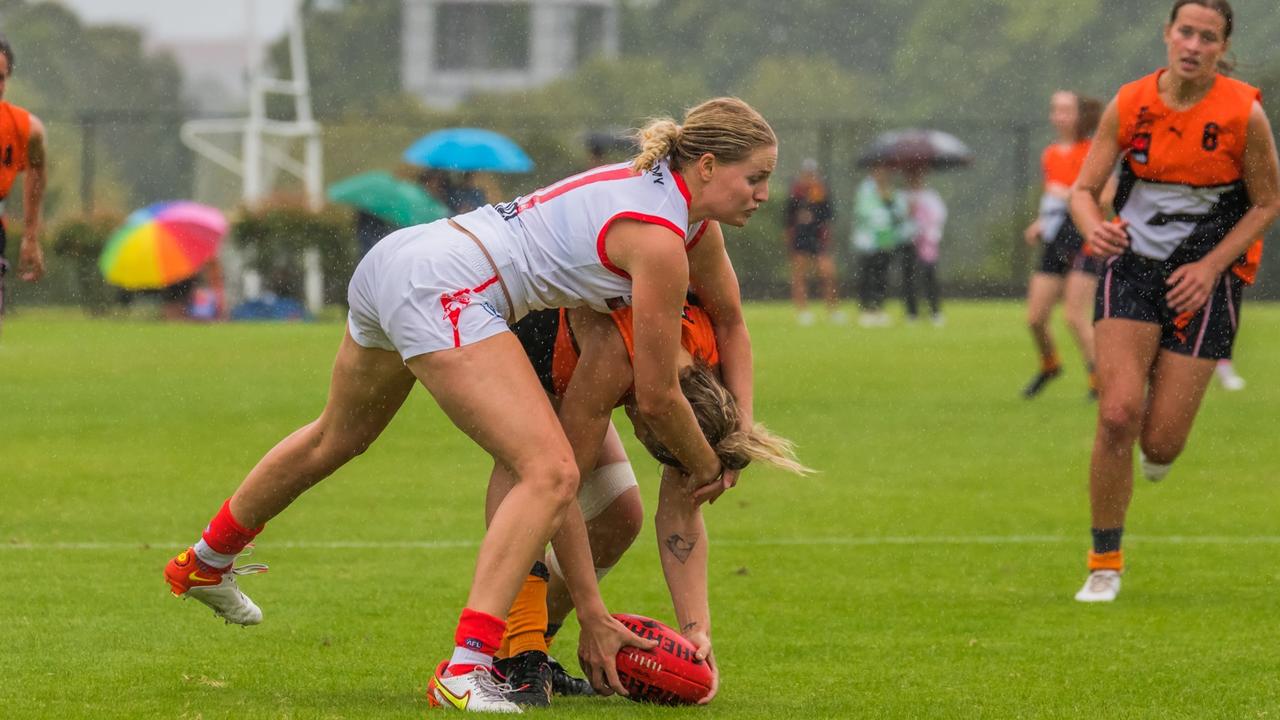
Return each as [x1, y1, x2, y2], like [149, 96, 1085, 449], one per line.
[511, 296, 720, 399]
[0, 101, 32, 270]
[1098, 70, 1262, 360]
[784, 177, 833, 256]
[1036, 140, 1100, 275]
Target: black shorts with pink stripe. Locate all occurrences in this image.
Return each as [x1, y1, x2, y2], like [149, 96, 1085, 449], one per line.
[1095, 252, 1243, 360]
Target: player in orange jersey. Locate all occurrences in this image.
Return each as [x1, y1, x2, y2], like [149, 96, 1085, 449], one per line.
[1069, 0, 1280, 602]
[492, 297, 808, 705]
[1021, 90, 1105, 399]
[0, 34, 48, 334]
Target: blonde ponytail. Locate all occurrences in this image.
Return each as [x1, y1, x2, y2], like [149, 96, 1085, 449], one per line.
[717, 423, 813, 476]
[630, 97, 776, 173]
[631, 118, 681, 172]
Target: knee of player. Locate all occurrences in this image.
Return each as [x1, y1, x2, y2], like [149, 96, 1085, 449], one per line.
[1138, 435, 1183, 465]
[522, 455, 580, 508]
[613, 493, 645, 545]
[1097, 400, 1143, 438]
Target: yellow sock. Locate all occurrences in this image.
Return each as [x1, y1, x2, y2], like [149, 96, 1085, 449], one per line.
[499, 564, 549, 659]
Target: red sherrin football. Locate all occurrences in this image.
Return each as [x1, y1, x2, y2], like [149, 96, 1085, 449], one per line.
[613, 613, 714, 705]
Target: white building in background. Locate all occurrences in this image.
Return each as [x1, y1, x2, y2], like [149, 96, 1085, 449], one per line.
[152, 39, 249, 113]
[402, 0, 620, 109]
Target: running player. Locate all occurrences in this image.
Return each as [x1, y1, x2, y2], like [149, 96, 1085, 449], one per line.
[494, 297, 807, 706]
[0, 34, 48, 332]
[163, 97, 777, 713]
[1069, 0, 1280, 602]
[1022, 90, 1104, 398]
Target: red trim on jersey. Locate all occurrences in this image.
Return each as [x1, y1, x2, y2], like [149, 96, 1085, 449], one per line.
[672, 170, 692, 209]
[686, 221, 709, 250]
[596, 212, 686, 280]
[516, 166, 638, 212]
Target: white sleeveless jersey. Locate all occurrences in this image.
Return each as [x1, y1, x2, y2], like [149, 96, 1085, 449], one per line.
[451, 159, 710, 318]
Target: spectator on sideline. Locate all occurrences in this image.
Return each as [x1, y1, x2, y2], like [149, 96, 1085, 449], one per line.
[852, 161, 909, 327]
[903, 162, 947, 326]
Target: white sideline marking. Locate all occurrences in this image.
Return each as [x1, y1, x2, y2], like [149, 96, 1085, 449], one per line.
[6, 535, 1280, 551]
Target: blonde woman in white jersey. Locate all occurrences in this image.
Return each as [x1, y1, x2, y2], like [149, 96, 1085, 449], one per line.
[161, 97, 776, 713]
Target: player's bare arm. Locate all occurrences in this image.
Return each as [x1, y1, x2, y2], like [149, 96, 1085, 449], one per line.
[656, 464, 718, 703]
[687, 221, 753, 501]
[1070, 97, 1128, 258]
[553, 308, 656, 695]
[688, 221, 754, 429]
[609, 219, 721, 486]
[18, 113, 46, 282]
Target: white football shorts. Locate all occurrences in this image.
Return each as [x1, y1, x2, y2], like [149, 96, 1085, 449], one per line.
[347, 219, 512, 360]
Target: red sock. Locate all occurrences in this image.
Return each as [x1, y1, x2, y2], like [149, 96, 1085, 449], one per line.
[447, 608, 506, 675]
[200, 499, 263, 561]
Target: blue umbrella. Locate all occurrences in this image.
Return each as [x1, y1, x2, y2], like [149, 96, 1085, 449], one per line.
[403, 128, 534, 173]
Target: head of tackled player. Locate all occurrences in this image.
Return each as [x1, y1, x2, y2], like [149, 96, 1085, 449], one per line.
[626, 362, 811, 478]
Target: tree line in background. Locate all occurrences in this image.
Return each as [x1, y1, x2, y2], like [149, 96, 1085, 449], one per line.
[7, 0, 1280, 302]
[0, 0, 189, 218]
[269, 0, 1280, 294]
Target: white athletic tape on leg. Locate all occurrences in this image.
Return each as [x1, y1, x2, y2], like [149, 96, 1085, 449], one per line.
[578, 462, 638, 522]
[544, 549, 614, 584]
[593, 563, 614, 583]
[546, 547, 563, 581]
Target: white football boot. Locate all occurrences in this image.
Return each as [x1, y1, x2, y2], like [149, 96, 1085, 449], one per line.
[164, 547, 267, 625]
[1074, 570, 1122, 602]
[428, 662, 522, 714]
[1215, 362, 1246, 391]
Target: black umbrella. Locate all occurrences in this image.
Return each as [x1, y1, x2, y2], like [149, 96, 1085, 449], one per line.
[857, 129, 974, 170]
[585, 129, 637, 156]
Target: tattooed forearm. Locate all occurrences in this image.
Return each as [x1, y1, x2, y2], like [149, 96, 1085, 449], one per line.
[664, 533, 699, 564]
[682, 621, 699, 632]
[27, 133, 45, 169]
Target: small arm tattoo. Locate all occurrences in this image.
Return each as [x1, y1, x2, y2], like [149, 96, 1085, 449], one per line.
[664, 533, 699, 564]
[27, 132, 45, 169]
[682, 621, 699, 632]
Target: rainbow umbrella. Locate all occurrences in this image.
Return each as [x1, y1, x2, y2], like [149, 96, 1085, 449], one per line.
[99, 201, 228, 289]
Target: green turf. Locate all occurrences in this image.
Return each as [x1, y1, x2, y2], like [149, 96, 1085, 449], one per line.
[2, 302, 1278, 719]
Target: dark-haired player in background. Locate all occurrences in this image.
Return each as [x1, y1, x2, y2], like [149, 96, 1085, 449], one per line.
[1069, 0, 1280, 602]
[1022, 90, 1104, 398]
[0, 33, 49, 335]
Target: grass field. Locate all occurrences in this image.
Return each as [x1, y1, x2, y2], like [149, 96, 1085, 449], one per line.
[2, 301, 1279, 719]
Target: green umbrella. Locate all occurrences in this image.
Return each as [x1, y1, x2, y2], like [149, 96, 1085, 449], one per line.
[326, 171, 450, 227]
